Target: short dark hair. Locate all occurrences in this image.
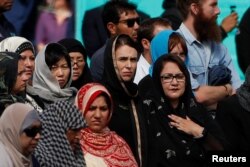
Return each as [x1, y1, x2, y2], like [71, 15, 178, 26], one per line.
[176, 0, 201, 20]
[102, 1, 137, 36]
[137, 17, 171, 51]
[45, 43, 71, 70]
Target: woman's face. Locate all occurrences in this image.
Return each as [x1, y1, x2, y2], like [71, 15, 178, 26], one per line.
[69, 52, 85, 81]
[160, 61, 186, 105]
[170, 43, 186, 62]
[85, 95, 110, 133]
[19, 120, 41, 156]
[12, 61, 29, 94]
[66, 128, 81, 152]
[19, 49, 35, 80]
[51, 57, 70, 88]
[115, 45, 137, 82]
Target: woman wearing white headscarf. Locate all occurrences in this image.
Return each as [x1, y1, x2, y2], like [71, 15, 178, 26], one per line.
[0, 103, 41, 167]
[32, 42, 77, 106]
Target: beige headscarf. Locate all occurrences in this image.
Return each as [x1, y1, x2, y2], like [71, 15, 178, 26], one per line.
[0, 103, 35, 167]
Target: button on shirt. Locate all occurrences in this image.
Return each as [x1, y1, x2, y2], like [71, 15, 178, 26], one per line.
[177, 23, 242, 90]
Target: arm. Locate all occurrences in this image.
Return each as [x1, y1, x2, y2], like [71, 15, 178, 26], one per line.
[194, 84, 232, 106]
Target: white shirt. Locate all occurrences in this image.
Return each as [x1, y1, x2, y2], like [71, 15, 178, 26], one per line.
[134, 54, 150, 84]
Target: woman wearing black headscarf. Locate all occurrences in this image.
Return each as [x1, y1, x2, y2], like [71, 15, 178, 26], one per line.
[58, 38, 92, 89]
[140, 54, 226, 167]
[101, 34, 147, 167]
[216, 65, 250, 151]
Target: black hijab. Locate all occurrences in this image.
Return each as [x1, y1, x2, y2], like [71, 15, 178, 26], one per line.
[58, 38, 92, 89]
[0, 52, 25, 115]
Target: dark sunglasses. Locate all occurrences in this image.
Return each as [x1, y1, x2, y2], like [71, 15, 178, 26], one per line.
[23, 126, 42, 138]
[118, 17, 140, 27]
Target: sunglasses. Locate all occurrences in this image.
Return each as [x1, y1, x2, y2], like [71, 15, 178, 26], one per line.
[118, 17, 140, 27]
[23, 126, 42, 138]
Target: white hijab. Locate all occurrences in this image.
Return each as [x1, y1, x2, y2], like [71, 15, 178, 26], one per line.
[0, 36, 35, 53]
[0, 103, 35, 167]
[32, 44, 77, 104]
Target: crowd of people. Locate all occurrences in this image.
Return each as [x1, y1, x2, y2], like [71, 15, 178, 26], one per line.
[0, 0, 250, 167]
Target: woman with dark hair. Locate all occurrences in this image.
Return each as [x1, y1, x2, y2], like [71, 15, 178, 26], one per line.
[140, 54, 226, 167]
[32, 43, 76, 106]
[101, 34, 147, 167]
[0, 52, 29, 115]
[75, 83, 138, 167]
[58, 38, 92, 89]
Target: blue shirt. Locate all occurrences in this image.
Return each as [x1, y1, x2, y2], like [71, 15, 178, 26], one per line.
[177, 23, 242, 90]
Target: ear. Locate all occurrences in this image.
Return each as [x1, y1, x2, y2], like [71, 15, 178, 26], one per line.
[141, 38, 151, 50]
[190, 3, 200, 15]
[107, 22, 117, 36]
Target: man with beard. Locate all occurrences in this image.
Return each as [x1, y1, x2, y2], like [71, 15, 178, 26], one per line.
[0, 0, 15, 40]
[176, 0, 242, 110]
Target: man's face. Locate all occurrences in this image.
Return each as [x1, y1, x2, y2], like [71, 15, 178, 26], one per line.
[0, 0, 13, 12]
[193, 0, 221, 42]
[114, 10, 140, 41]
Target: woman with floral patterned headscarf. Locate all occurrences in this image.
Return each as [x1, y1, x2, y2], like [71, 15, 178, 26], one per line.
[75, 83, 138, 167]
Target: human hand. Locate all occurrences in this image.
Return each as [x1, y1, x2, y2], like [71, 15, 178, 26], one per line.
[221, 12, 238, 33]
[168, 114, 204, 138]
[224, 83, 233, 96]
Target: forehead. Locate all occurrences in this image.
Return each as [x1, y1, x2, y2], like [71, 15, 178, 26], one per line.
[161, 61, 181, 73]
[115, 45, 138, 57]
[119, 10, 139, 20]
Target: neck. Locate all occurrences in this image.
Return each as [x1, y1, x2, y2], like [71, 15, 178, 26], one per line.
[143, 50, 152, 64]
[171, 99, 179, 109]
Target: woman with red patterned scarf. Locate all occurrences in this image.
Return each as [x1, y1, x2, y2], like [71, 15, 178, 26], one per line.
[75, 83, 138, 167]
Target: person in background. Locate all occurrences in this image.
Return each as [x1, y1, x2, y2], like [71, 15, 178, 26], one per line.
[34, 101, 86, 167]
[58, 38, 92, 89]
[134, 17, 172, 84]
[161, 0, 238, 40]
[0, 0, 15, 40]
[176, 0, 241, 110]
[141, 55, 225, 166]
[101, 34, 147, 167]
[32, 43, 77, 107]
[90, 0, 140, 82]
[216, 65, 250, 151]
[0, 103, 41, 166]
[82, 0, 149, 58]
[35, 0, 72, 51]
[0, 52, 28, 115]
[75, 83, 138, 167]
[0, 36, 45, 112]
[4, 0, 41, 42]
[236, 7, 250, 73]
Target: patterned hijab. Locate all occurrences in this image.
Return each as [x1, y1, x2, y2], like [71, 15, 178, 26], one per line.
[34, 101, 86, 167]
[0, 52, 25, 115]
[237, 65, 250, 112]
[0, 103, 38, 167]
[0, 36, 35, 54]
[75, 83, 138, 167]
[32, 44, 77, 104]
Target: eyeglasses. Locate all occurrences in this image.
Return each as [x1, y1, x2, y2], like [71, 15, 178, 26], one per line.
[23, 126, 42, 138]
[71, 59, 85, 66]
[161, 73, 185, 83]
[118, 17, 140, 27]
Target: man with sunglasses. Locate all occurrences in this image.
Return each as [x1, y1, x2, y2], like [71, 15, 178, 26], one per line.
[90, 0, 141, 82]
